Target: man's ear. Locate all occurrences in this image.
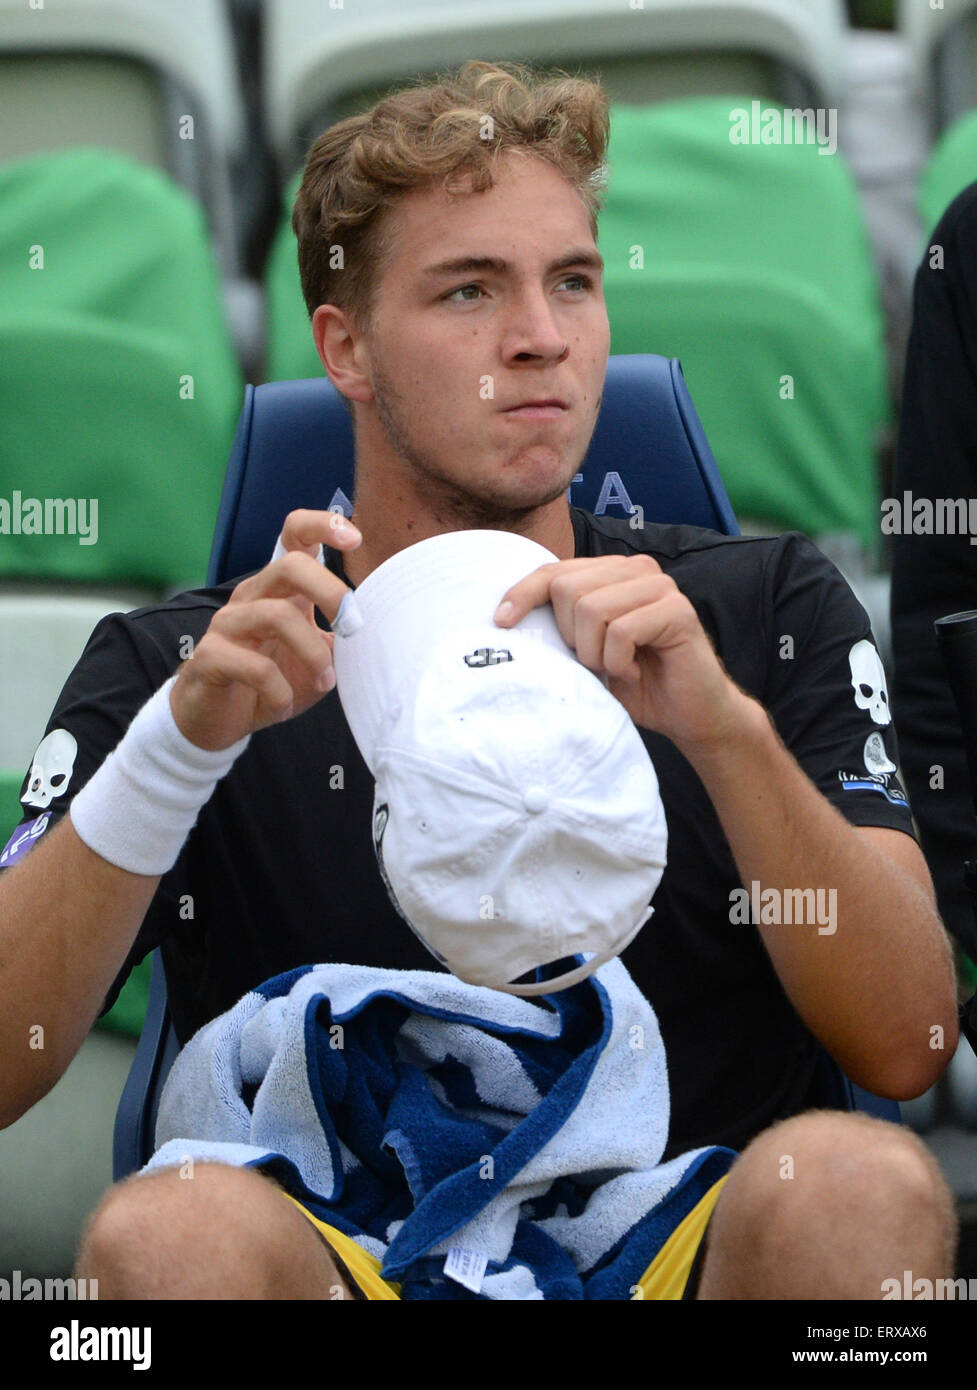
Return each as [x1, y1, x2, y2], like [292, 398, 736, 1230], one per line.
[313, 303, 373, 407]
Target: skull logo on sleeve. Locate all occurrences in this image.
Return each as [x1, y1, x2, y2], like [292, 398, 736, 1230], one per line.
[22, 729, 79, 809]
[848, 639, 891, 727]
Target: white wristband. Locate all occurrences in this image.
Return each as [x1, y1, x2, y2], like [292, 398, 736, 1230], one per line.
[70, 675, 251, 875]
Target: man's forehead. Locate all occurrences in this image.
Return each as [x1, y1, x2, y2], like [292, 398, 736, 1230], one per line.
[418, 247, 603, 281]
[385, 163, 597, 278]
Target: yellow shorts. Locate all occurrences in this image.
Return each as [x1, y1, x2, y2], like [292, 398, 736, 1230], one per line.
[281, 1174, 728, 1301]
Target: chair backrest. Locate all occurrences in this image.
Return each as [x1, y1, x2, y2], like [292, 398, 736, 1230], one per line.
[112, 353, 896, 1180]
[264, 0, 847, 172]
[0, 0, 246, 269]
[900, 0, 977, 132]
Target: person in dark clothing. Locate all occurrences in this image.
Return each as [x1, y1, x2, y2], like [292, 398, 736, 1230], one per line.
[890, 180, 977, 966]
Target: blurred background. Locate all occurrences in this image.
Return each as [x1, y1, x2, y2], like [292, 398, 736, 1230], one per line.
[2, 0, 977, 1283]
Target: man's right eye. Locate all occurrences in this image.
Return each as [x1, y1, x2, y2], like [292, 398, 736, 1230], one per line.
[444, 284, 484, 303]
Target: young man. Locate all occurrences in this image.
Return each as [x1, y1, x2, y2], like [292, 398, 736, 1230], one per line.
[0, 60, 959, 1299]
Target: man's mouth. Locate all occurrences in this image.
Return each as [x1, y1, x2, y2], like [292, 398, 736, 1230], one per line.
[503, 399, 568, 420]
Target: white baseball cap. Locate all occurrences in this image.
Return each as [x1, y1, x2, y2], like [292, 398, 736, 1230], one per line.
[330, 529, 667, 995]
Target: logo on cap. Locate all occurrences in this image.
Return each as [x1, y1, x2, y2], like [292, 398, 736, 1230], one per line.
[463, 647, 513, 667]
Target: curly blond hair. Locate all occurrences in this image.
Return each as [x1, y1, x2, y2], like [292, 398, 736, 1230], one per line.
[292, 59, 610, 336]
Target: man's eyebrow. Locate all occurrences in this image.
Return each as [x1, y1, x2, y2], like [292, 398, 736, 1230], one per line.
[420, 248, 605, 280]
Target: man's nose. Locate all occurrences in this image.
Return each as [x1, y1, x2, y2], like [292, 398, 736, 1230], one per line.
[502, 290, 569, 361]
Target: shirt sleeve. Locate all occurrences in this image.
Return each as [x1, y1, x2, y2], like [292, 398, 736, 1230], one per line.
[759, 530, 918, 838]
[0, 609, 187, 1016]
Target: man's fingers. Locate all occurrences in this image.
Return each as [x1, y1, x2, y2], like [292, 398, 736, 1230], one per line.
[602, 591, 698, 675]
[177, 523, 351, 749]
[491, 556, 669, 658]
[191, 634, 299, 722]
[211, 598, 335, 685]
[280, 508, 361, 556]
[571, 575, 673, 672]
[232, 549, 351, 625]
[492, 562, 562, 626]
[494, 555, 662, 624]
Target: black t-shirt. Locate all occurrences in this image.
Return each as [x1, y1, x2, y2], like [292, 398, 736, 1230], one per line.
[890, 180, 977, 962]
[1, 506, 916, 1160]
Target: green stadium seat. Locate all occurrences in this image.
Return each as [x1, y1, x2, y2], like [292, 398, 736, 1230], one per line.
[919, 106, 977, 235]
[598, 98, 889, 557]
[0, 148, 243, 385]
[0, 314, 241, 590]
[265, 171, 320, 384]
[0, 0, 247, 274]
[0, 146, 243, 594]
[0, 771, 24, 849]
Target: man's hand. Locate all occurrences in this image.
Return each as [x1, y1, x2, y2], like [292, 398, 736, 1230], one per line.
[494, 553, 756, 753]
[170, 510, 361, 751]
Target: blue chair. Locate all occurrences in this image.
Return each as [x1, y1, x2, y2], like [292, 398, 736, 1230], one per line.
[112, 353, 897, 1180]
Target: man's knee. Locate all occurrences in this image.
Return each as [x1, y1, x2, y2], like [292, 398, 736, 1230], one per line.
[718, 1110, 955, 1240]
[727, 1110, 952, 1231]
[699, 1110, 957, 1297]
[77, 1162, 271, 1274]
[75, 1161, 338, 1298]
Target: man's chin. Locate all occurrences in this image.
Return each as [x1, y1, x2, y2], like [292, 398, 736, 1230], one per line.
[404, 439, 584, 527]
[472, 470, 578, 519]
[495, 446, 582, 501]
[432, 477, 573, 531]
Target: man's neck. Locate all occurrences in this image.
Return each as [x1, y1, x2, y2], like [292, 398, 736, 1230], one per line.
[342, 495, 576, 588]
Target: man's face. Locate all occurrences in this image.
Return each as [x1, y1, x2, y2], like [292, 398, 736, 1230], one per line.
[338, 152, 610, 527]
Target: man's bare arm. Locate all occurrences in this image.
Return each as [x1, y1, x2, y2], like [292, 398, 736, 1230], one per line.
[682, 697, 958, 1099]
[0, 817, 162, 1128]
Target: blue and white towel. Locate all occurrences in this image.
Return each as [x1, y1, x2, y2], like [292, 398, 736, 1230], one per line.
[145, 957, 735, 1299]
